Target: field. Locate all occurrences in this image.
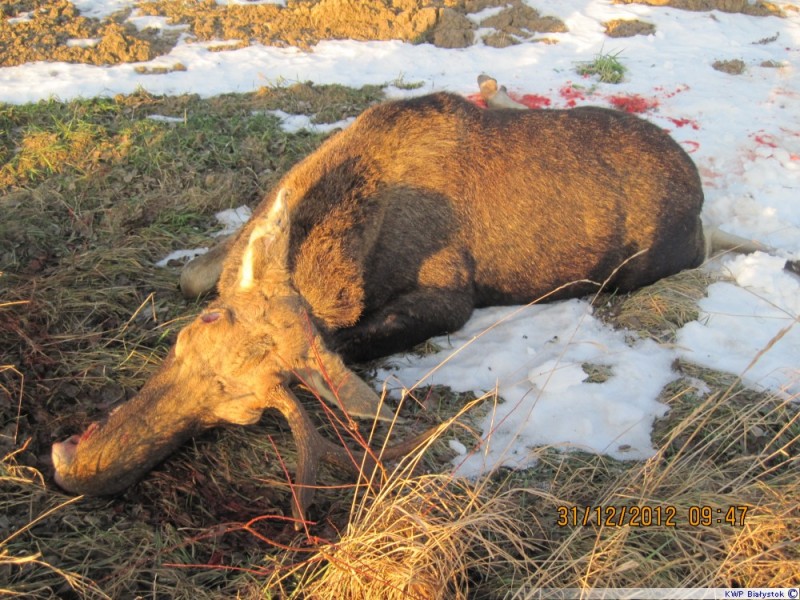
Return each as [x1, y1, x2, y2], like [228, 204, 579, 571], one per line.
[1, 1, 799, 598]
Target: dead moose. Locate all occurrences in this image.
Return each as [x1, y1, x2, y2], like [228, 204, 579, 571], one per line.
[52, 90, 707, 521]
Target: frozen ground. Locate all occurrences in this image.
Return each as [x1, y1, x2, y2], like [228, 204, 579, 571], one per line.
[3, 1, 798, 475]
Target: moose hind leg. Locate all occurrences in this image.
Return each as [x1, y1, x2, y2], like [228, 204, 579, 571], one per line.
[329, 288, 476, 363]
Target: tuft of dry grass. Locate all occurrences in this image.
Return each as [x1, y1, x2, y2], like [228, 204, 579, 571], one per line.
[299, 475, 535, 599]
[264, 398, 539, 599]
[597, 268, 716, 342]
[258, 358, 798, 597]
[513, 379, 799, 591]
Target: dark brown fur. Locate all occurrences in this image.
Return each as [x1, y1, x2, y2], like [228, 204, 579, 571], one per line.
[222, 92, 705, 361]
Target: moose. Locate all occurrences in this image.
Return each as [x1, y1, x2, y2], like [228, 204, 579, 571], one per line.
[52, 86, 708, 522]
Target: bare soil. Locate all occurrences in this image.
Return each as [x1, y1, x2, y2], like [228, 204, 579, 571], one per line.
[1, 0, 787, 68]
[0, 0, 155, 66]
[604, 19, 657, 38]
[713, 58, 748, 74]
[613, 0, 785, 15]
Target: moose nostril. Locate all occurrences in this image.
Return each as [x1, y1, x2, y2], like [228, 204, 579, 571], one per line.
[52, 435, 80, 470]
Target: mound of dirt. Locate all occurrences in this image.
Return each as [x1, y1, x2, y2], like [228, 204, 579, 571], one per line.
[138, 0, 442, 49]
[713, 58, 747, 74]
[0, 0, 568, 66]
[0, 0, 155, 67]
[612, 0, 784, 17]
[0, 0, 788, 69]
[604, 19, 656, 38]
[479, 1, 567, 47]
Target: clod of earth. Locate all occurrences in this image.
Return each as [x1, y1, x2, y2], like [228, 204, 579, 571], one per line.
[604, 19, 656, 38]
[611, 0, 784, 17]
[713, 59, 747, 74]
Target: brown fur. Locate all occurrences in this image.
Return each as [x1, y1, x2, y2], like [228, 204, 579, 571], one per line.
[220, 93, 705, 361]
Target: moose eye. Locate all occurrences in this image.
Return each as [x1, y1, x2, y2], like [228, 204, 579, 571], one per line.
[200, 311, 221, 324]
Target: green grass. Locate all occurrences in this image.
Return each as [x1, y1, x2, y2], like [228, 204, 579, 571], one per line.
[388, 74, 426, 90]
[576, 49, 627, 84]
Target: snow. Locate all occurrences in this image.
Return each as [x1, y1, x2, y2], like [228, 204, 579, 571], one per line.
[213, 205, 252, 237]
[379, 300, 677, 477]
[266, 110, 356, 133]
[65, 38, 101, 48]
[70, 0, 138, 20]
[154, 206, 251, 267]
[4, 1, 799, 475]
[677, 253, 800, 397]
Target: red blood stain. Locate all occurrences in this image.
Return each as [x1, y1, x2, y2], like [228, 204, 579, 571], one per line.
[608, 94, 658, 114]
[465, 92, 488, 108]
[754, 132, 778, 148]
[654, 84, 690, 99]
[668, 117, 700, 130]
[559, 84, 587, 107]
[517, 93, 551, 109]
[682, 140, 700, 153]
[80, 421, 100, 443]
[465, 91, 551, 110]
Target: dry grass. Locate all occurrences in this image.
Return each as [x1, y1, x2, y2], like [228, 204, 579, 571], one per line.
[300, 476, 533, 599]
[261, 369, 797, 598]
[597, 268, 716, 343]
[263, 397, 536, 599]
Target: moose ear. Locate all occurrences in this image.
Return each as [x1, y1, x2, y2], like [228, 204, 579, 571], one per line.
[238, 188, 291, 291]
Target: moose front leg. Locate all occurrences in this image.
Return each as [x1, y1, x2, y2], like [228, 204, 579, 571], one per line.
[329, 288, 476, 363]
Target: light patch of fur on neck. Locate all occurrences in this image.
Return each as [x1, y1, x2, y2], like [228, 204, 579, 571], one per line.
[238, 188, 288, 290]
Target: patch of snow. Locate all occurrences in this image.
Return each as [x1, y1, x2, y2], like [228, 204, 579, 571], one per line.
[155, 248, 208, 268]
[7, 13, 33, 25]
[70, 0, 138, 20]
[378, 300, 676, 476]
[677, 253, 800, 398]
[126, 14, 189, 33]
[156, 206, 252, 266]
[267, 110, 355, 133]
[147, 114, 186, 124]
[214, 206, 251, 237]
[66, 39, 101, 48]
[467, 5, 510, 25]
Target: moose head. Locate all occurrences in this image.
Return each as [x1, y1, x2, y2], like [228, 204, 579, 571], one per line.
[52, 189, 396, 521]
